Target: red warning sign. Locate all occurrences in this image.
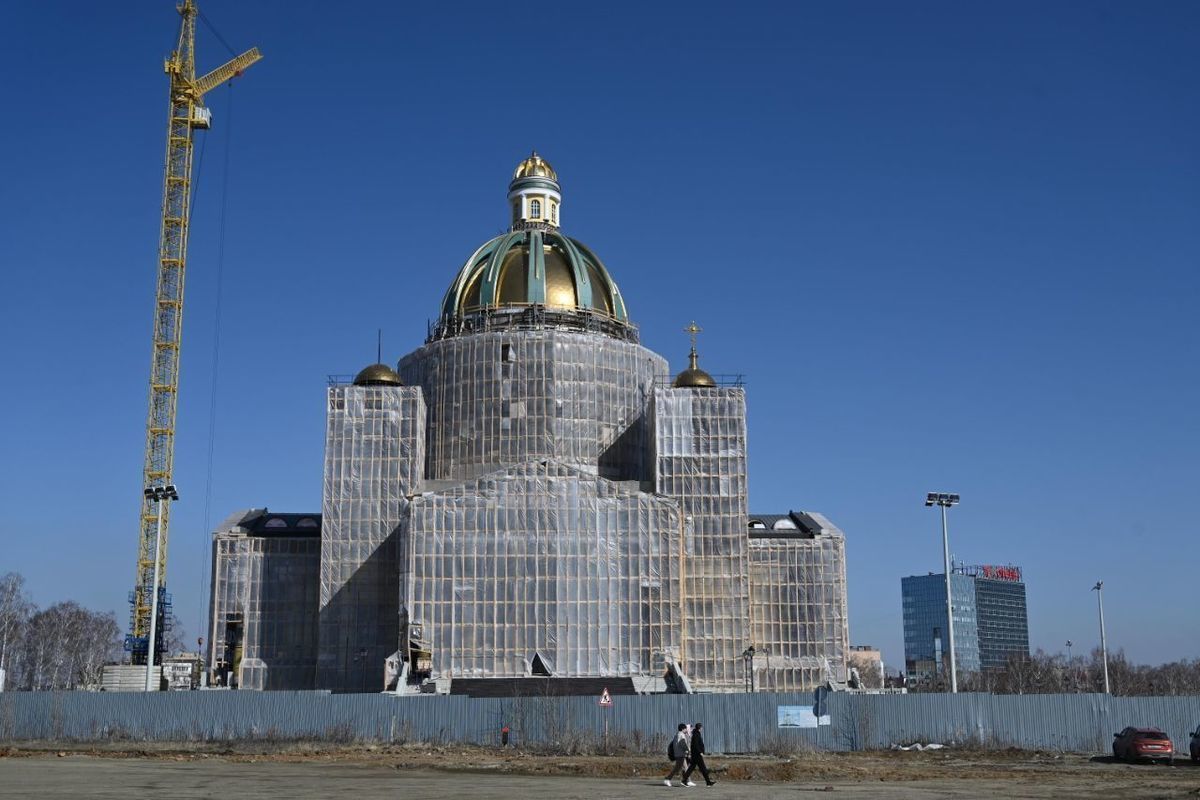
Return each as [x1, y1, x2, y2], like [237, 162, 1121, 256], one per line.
[599, 687, 613, 707]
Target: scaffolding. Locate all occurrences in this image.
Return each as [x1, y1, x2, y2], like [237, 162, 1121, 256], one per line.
[399, 330, 666, 483]
[749, 515, 849, 691]
[318, 385, 425, 692]
[651, 387, 750, 691]
[405, 460, 684, 680]
[208, 510, 321, 690]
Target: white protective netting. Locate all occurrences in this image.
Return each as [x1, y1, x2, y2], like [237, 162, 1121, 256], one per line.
[399, 330, 666, 482]
[405, 460, 684, 679]
[749, 525, 849, 691]
[651, 387, 750, 691]
[208, 522, 320, 691]
[318, 386, 425, 692]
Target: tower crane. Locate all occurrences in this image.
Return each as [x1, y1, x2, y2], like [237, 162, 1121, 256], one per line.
[127, 0, 261, 666]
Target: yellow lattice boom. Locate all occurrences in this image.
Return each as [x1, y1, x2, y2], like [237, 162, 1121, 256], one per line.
[129, 0, 260, 664]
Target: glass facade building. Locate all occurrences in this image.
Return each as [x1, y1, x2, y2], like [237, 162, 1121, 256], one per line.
[901, 573, 980, 679]
[974, 576, 1030, 670]
[901, 567, 1029, 680]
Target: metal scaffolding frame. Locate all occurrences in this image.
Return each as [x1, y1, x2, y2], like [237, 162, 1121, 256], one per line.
[318, 386, 425, 692]
[749, 518, 849, 692]
[652, 387, 750, 691]
[405, 460, 685, 680]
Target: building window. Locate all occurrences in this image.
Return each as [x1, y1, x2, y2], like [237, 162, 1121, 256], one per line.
[512, 202, 520, 224]
[530, 199, 541, 219]
[550, 202, 558, 223]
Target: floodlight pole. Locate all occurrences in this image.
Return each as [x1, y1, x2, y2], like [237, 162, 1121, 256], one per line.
[939, 503, 957, 693]
[1093, 581, 1110, 694]
[926, 492, 959, 694]
[144, 485, 177, 692]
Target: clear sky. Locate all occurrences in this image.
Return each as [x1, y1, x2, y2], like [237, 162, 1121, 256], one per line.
[1, 1, 1196, 671]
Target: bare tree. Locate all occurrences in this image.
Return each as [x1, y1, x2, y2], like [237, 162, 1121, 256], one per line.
[0, 572, 33, 690]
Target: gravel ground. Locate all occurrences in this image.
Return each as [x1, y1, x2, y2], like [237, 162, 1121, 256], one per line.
[1, 744, 1199, 799]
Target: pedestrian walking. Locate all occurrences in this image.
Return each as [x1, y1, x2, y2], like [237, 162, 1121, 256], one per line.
[683, 722, 715, 786]
[663, 723, 691, 787]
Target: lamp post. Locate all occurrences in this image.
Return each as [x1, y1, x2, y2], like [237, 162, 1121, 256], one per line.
[925, 492, 960, 693]
[143, 484, 178, 692]
[1092, 581, 1110, 694]
[741, 646, 755, 693]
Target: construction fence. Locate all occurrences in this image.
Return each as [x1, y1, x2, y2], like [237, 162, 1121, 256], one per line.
[3, 691, 1199, 754]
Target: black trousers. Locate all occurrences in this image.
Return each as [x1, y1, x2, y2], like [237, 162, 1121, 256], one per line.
[684, 754, 711, 783]
[665, 757, 687, 779]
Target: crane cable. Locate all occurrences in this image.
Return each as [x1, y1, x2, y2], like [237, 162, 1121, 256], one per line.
[196, 82, 235, 651]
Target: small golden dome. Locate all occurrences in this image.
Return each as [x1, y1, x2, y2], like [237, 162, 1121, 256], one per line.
[353, 363, 402, 386]
[513, 151, 557, 181]
[673, 350, 717, 388]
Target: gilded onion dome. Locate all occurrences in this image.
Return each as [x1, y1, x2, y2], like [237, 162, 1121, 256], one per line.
[433, 153, 634, 342]
[673, 321, 717, 388]
[353, 363, 403, 386]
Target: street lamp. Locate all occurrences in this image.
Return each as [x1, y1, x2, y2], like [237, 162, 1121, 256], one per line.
[1092, 581, 1110, 694]
[142, 484, 178, 692]
[925, 492, 960, 693]
[741, 646, 755, 693]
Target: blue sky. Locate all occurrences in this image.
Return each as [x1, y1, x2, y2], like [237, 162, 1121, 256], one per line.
[1, 1, 1196, 670]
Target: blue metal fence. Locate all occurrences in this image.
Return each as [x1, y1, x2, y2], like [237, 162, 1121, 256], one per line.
[2, 691, 1198, 754]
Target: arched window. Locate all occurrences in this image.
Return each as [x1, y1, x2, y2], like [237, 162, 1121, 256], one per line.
[512, 202, 521, 223]
[529, 199, 542, 218]
[550, 202, 558, 223]
[772, 518, 798, 530]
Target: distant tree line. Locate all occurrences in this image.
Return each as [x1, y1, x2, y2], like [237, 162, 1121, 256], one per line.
[910, 648, 1200, 696]
[0, 571, 187, 691]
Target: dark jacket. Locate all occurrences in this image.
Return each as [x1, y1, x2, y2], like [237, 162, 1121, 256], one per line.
[691, 730, 705, 756]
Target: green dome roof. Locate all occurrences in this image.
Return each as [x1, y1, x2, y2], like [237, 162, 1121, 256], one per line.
[439, 228, 629, 323]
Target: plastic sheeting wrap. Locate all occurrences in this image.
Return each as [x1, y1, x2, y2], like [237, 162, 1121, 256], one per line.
[406, 461, 684, 679]
[319, 386, 425, 692]
[652, 387, 749, 691]
[749, 522, 849, 692]
[208, 522, 320, 691]
[399, 330, 666, 482]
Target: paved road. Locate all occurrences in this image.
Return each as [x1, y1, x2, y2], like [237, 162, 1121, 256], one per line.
[2, 755, 1197, 799]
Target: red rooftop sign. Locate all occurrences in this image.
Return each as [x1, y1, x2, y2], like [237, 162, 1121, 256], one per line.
[979, 565, 1022, 582]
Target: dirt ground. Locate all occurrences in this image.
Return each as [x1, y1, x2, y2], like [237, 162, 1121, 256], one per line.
[1, 742, 1199, 799]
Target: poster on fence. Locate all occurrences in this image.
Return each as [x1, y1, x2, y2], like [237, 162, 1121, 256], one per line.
[777, 705, 830, 728]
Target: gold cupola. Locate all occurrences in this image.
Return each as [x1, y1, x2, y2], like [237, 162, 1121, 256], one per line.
[673, 321, 717, 388]
[508, 151, 562, 230]
[353, 363, 403, 386]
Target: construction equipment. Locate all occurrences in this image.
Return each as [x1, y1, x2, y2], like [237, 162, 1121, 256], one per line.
[126, 1, 261, 665]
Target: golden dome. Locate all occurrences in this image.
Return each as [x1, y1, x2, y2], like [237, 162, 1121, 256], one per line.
[513, 151, 557, 181]
[673, 321, 716, 388]
[353, 363, 403, 386]
[673, 350, 717, 388]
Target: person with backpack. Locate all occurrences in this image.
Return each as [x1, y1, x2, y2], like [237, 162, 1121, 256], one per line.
[663, 722, 691, 786]
[683, 722, 715, 786]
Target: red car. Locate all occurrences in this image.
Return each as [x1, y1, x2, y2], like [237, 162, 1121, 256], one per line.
[1112, 727, 1174, 765]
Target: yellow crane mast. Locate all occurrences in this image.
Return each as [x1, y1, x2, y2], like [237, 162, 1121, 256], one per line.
[129, 0, 260, 665]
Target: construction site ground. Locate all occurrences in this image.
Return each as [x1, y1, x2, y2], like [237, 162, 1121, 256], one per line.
[2, 742, 1199, 799]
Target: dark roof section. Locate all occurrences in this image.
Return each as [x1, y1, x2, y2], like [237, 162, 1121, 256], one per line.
[217, 508, 321, 537]
[747, 510, 827, 539]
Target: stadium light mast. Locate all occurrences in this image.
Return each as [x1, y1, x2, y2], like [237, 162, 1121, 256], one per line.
[143, 484, 179, 691]
[1092, 581, 1110, 694]
[925, 492, 960, 693]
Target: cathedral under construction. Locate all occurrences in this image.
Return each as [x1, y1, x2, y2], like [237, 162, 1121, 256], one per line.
[208, 154, 849, 694]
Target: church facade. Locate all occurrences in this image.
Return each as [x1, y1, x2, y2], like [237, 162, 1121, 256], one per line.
[208, 155, 848, 693]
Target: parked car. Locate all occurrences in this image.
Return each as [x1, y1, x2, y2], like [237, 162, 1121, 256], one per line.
[1190, 726, 1199, 763]
[1112, 727, 1174, 764]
